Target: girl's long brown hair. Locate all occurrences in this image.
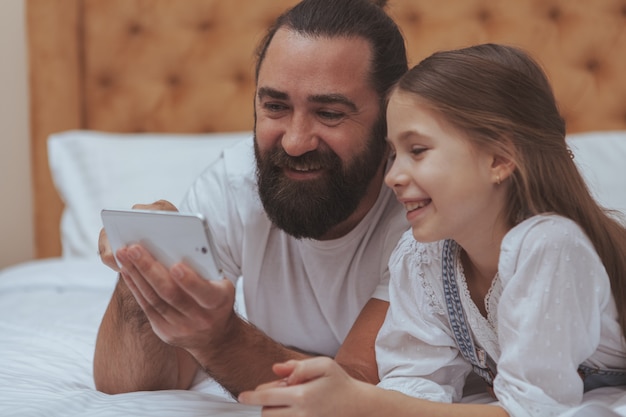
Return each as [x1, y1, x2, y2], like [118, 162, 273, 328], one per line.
[395, 43, 626, 337]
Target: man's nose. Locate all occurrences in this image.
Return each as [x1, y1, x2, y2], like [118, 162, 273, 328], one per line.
[281, 115, 319, 157]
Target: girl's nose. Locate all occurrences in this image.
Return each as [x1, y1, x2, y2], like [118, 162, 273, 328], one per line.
[384, 159, 410, 190]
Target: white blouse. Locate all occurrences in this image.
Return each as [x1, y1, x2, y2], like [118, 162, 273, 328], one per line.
[376, 214, 626, 417]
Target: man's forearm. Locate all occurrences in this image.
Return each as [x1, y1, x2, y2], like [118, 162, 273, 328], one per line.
[334, 298, 389, 385]
[93, 278, 195, 393]
[191, 315, 310, 397]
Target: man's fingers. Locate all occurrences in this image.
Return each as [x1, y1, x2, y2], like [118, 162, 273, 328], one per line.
[100, 200, 177, 272]
[120, 271, 177, 338]
[98, 228, 120, 272]
[117, 246, 185, 320]
[132, 200, 178, 212]
[170, 263, 235, 310]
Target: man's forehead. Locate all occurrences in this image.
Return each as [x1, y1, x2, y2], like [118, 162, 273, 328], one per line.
[256, 31, 375, 105]
[259, 29, 373, 78]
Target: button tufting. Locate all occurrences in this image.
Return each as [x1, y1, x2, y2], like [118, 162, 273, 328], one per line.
[233, 71, 247, 84]
[98, 75, 113, 88]
[477, 9, 491, 23]
[128, 22, 142, 36]
[197, 20, 213, 32]
[74, 0, 626, 140]
[262, 16, 278, 29]
[585, 58, 600, 73]
[167, 74, 181, 87]
[405, 10, 420, 24]
[547, 7, 561, 21]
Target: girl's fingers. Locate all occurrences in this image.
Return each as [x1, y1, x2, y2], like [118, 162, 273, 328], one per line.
[272, 361, 299, 379]
[252, 378, 289, 392]
[285, 357, 336, 385]
[239, 385, 303, 407]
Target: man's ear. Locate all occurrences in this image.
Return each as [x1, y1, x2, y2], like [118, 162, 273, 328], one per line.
[490, 154, 515, 185]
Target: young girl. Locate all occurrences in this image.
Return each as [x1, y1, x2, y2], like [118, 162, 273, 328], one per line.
[238, 43, 626, 417]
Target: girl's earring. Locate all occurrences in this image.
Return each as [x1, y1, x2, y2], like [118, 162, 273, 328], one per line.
[496, 174, 501, 185]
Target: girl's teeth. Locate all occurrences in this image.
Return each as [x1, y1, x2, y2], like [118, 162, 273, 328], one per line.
[405, 201, 427, 211]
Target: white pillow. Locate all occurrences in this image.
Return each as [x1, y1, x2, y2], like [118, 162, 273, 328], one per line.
[48, 129, 624, 259]
[566, 130, 626, 219]
[48, 130, 251, 259]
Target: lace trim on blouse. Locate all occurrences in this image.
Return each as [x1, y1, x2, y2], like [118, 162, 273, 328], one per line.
[455, 248, 501, 359]
[485, 273, 502, 331]
[417, 241, 446, 316]
[394, 234, 446, 316]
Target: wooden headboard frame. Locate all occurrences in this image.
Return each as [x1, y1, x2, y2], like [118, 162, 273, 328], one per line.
[27, 0, 626, 258]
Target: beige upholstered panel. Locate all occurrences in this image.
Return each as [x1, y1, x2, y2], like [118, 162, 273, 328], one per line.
[27, 0, 82, 259]
[27, 0, 626, 258]
[81, 0, 299, 133]
[388, 0, 626, 133]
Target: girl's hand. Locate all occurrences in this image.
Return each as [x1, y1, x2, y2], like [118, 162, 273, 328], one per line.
[238, 357, 371, 417]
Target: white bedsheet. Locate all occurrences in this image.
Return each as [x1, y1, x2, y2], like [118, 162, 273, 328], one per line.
[1, 258, 624, 417]
[0, 258, 261, 417]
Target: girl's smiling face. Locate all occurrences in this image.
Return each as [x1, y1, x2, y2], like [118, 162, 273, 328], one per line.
[384, 90, 506, 247]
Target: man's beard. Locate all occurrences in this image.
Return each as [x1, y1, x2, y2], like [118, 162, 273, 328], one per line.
[254, 117, 387, 239]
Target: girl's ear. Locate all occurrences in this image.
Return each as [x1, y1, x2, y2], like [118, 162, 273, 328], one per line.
[490, 154, 515, 185]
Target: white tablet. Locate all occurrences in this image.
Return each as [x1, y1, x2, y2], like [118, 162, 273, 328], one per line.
[101, 209, 223, 280]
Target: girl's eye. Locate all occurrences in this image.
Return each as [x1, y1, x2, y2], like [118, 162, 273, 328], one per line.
[411, 147, 427, 156]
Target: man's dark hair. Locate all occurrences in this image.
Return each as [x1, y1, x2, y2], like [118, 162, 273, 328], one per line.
[255, 0, 408, 100]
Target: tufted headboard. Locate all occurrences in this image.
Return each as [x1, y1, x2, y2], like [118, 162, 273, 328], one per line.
[27, 0, 626, 258]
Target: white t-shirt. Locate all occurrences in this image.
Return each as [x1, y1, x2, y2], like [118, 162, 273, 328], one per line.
[376, 214, 626, 417]
[180, 137, 408, 357]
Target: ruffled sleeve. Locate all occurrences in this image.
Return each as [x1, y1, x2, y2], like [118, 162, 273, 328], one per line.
[376, 232, 472, 402]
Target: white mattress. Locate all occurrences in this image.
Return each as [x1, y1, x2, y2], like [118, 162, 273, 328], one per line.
[1, 258, 624, 417]
[0, 258, 261, 417]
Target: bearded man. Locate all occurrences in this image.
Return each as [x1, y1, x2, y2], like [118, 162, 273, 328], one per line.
[93, 0, 408, 398]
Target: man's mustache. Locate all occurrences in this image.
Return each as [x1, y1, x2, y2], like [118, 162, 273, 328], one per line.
[266, 148, 340, 171]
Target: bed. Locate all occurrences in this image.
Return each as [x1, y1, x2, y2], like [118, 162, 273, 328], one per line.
[2, 0, 626, 415]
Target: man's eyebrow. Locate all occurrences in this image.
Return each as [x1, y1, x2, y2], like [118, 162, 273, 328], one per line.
[309, 94, 357, 112]
[257, 87, 288, 100]
[257, 88, 358, 112]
